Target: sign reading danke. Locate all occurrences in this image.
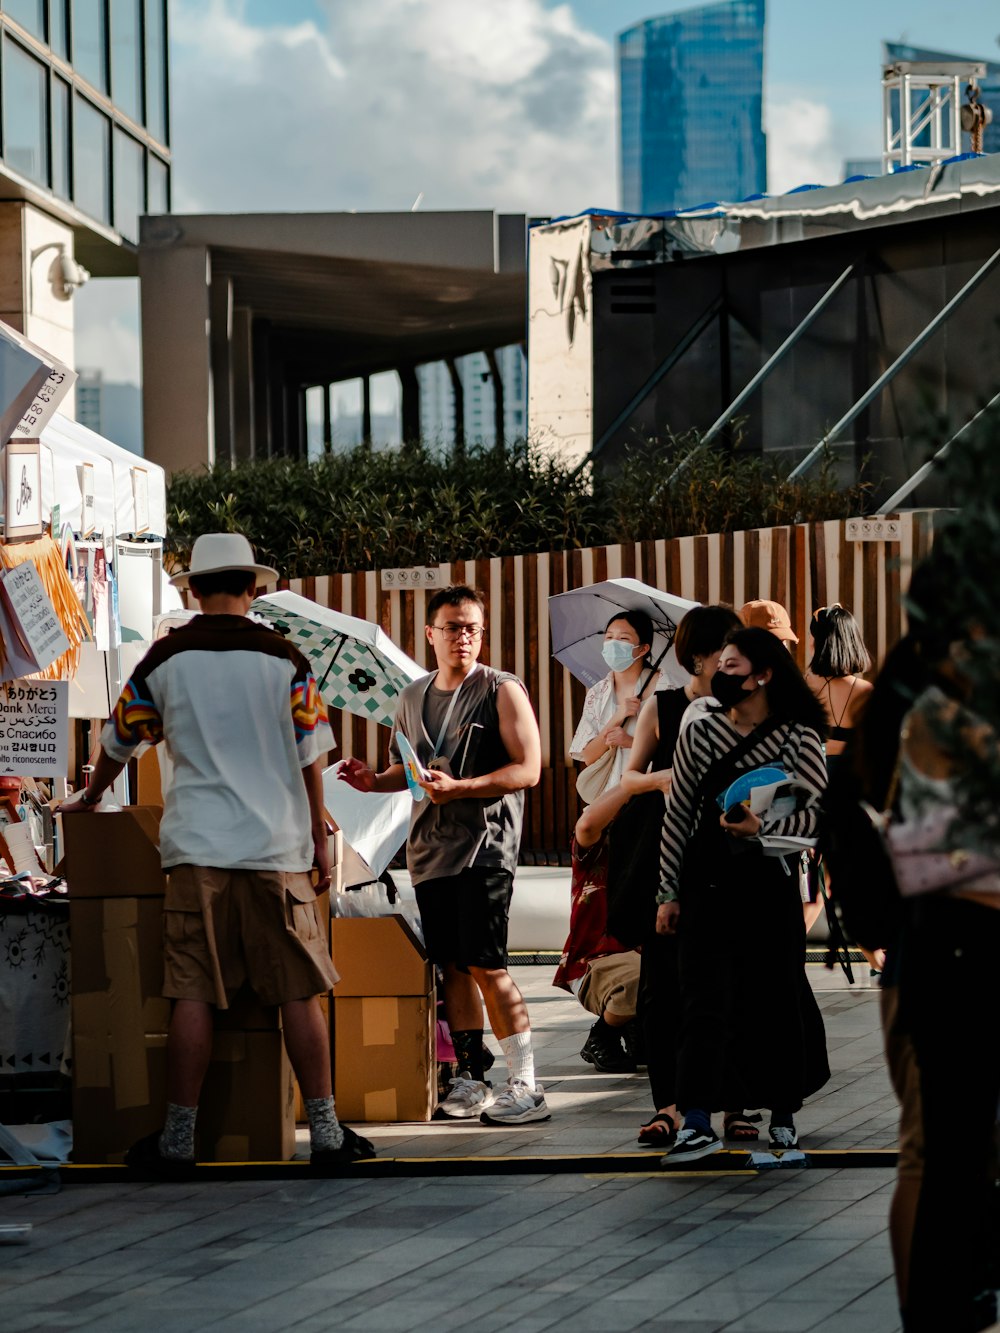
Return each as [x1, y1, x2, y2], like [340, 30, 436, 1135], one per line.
[0, 681, 68, 775]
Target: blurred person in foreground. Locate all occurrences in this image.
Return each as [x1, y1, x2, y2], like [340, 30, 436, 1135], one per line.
[62, 534, 371, 1174]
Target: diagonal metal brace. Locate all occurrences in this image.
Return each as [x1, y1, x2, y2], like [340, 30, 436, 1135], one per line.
[789, 244, 1000, 480]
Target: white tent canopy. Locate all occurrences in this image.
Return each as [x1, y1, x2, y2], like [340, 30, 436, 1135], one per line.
[38, 412, 167, 539]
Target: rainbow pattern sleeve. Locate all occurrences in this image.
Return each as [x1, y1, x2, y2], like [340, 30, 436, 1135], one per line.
[101, 677, 164, 761]
[290, 666, 335, 763]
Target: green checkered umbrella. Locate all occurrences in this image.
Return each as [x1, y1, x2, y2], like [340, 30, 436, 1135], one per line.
[252, 591, 426, 727]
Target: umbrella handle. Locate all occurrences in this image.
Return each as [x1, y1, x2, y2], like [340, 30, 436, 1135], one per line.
[638, 641, 672, 697]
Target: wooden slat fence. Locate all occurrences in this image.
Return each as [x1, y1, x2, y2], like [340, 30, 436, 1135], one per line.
[287, 510, 939, 862]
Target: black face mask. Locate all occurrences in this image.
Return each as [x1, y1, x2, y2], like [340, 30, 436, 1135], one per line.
[711, 670, 758, 710]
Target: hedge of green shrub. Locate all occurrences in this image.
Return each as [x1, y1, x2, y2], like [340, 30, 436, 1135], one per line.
[165, 434, 871, 578]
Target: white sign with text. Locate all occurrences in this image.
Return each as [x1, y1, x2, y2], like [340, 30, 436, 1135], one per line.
[1, 562, 69, 671]
[0, 680, 68, 775]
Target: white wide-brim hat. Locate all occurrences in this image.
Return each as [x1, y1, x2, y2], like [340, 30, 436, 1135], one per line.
[170, 532, 278, 589]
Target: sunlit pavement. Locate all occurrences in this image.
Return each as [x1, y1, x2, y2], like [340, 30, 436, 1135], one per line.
[2, 965, 903, 1332]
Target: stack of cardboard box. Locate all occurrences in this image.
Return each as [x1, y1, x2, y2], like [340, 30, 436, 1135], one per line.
[65, 809, 295, 1164]
[329, 914, 435, 1123]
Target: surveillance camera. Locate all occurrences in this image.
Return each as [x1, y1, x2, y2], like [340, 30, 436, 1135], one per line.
[58, 251, 90, 292]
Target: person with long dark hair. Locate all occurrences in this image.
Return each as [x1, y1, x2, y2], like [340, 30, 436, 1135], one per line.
[611, 604, 742, 1147]
[656, 626, 831, 1161]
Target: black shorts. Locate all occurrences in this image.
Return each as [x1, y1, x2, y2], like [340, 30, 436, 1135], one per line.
[413, 867, 514, 970]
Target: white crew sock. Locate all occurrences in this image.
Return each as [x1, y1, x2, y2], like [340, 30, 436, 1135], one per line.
[500, 1030, 536, 1088]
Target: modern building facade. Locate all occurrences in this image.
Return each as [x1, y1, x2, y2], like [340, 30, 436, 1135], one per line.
[883, 40, 1000, 159]
[416, 346, 526, 448]
[138, 211, 527, 475]
[0, 0, 170, 407]
[76, 368, 141, 452]
[618, 0, 766, 214]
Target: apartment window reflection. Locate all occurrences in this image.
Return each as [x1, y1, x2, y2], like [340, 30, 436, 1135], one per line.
[113, 129, 143, 242]
[51, 75, 71, 199]
[111, 0, 142, 123]
[147, 153, 168, 214]
[4, 0, 46, 42]
[144, 0, 168, 142]
[74, 96, 111, 224]
[73, 0, 108, 94]
[3, 40, 49, 186]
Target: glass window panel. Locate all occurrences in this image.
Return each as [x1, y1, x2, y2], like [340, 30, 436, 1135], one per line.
[50, 0, 69, 59]
[112, 127, 143, 241]
[147, 152, 168, 213]
[73, 0, 108, 93]
[143, 0, 167, 142]
[110, 0, 141, 122]
[4, 1, 46, 42]
[73, 95, 110, 224]
[51, 76, 71, 198]
[2, 40, 49, 186]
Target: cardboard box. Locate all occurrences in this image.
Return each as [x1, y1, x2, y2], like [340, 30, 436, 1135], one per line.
[334, 994, 435, 1122]
[330, 914, 432, 997]
[73, 1029, 295, 1164]
[63, 807, 166, 897]
[66, 808, 327, 1159]
[329, 914, 435, 1122]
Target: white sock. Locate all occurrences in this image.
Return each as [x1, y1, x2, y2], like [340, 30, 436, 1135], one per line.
[500, 1030, 535, 1088]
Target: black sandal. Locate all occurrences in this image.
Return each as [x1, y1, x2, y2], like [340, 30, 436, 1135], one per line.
[637, 1112, 677, 1147]
[723, 1113, 760, 1142]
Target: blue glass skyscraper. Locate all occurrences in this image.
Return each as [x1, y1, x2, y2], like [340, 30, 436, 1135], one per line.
[618, 0, 767, 214]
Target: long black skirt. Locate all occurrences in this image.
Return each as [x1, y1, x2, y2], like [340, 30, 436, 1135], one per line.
[675, 849, 830, 1114]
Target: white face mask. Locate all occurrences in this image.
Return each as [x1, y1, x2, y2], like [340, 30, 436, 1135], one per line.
[602, 639, 640, 673]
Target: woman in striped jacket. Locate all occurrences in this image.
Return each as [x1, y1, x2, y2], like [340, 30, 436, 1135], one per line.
[655, 626, 831, 1162]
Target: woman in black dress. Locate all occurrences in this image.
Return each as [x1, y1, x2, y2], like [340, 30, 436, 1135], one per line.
[657, 626, 831, 1161]
[609, 605, 741, 1148]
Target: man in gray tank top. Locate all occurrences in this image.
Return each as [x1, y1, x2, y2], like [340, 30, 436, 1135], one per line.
[340, 585, 549, 1125]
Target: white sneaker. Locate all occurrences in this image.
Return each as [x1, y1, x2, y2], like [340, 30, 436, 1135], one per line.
[769, 1124, 799, 1149]
[434, 1075, 494, 1119]
[480, 1079, 551, 1125]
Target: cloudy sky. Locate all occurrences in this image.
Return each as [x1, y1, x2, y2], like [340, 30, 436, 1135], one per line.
[75, 0, 1000, 389]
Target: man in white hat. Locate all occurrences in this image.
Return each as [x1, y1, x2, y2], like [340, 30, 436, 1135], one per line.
[63, 533, 372, 1173]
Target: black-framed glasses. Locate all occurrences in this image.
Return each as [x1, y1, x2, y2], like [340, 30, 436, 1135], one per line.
[432, 623, 485, 642]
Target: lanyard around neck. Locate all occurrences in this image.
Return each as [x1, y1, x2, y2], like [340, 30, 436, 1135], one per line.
[423, 662, 479, 759]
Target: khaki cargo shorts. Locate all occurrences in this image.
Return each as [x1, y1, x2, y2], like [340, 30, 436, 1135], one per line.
[163, 865, 339, 1009]
[578, 951, 641, 1021]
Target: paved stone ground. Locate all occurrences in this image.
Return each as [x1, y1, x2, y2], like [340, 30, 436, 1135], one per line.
[1, 966, 904, 1332]
[356, 964, 895, 1160]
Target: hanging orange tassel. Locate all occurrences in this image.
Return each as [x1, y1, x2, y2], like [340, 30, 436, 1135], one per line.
[0, 534, 91, 679]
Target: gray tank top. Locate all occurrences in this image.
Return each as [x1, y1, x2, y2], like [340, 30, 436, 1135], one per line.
[389, 664, 529, 885]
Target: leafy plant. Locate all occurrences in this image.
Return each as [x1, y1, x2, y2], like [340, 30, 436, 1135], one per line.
[165, 433, 872, 577]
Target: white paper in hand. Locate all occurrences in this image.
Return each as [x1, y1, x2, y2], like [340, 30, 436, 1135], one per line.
[322, 763, 411, 879]
[396, 731, 430, 802]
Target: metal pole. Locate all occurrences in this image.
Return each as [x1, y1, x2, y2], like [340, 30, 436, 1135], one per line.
[880, 387, 1000, 511]
[788, 243, 1000, 480]
[664, 264, 856, 484]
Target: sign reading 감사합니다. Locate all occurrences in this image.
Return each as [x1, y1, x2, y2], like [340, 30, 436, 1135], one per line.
[0, 680, 68, 775]
[380, 566, 449, 591]
[1, 562, 69, 671]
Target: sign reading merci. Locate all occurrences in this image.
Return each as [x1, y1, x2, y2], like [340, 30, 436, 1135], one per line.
[380, 566, 449, 591]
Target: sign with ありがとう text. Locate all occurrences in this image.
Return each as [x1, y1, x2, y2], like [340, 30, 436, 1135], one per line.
[0, 680, 68, 775]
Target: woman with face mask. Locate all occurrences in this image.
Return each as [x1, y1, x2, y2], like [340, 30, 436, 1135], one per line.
[569, 610, 657, 802]
[608, 605, 743, 1148]
[654, 626, 831, 1163]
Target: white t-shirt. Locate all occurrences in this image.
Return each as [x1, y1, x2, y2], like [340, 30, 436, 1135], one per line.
[101, 613, 335, 871]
